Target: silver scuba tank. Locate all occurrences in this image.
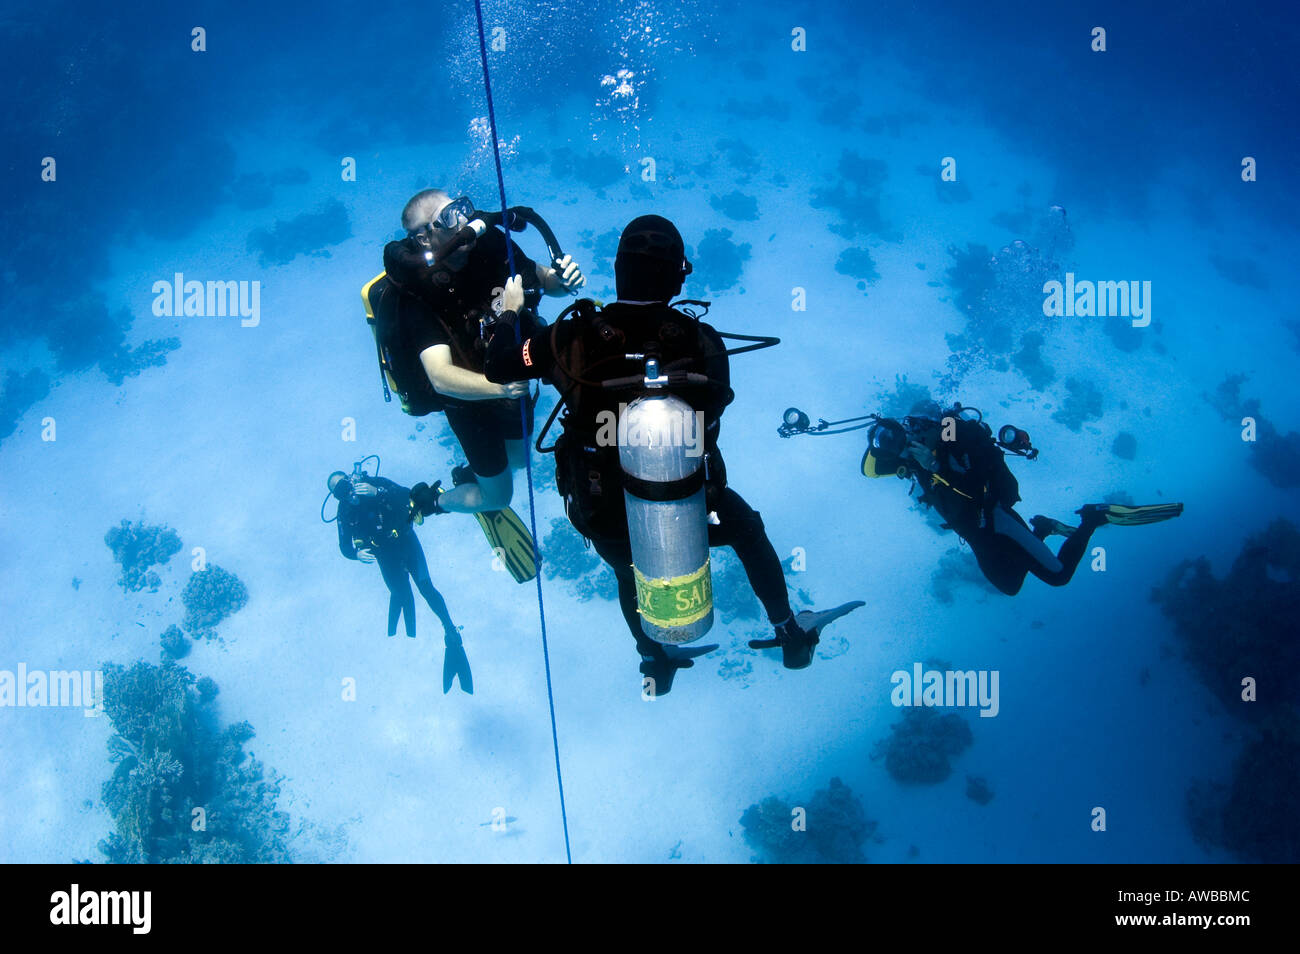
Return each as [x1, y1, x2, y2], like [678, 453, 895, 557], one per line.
[618, 359, 714, 644]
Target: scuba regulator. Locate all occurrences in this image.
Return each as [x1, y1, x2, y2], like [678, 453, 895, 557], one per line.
[320, 455, 382, 523]
[416, 201, 572, 292]
[418, 203, 574, 352]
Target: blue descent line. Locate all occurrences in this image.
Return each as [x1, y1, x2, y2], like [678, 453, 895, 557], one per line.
[472, 0, 573, 865]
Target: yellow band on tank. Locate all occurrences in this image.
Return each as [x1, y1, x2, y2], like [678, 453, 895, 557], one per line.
[633, 559, 713, 628]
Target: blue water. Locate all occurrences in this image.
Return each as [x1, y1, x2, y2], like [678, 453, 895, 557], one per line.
[1, 0, 1297, 863]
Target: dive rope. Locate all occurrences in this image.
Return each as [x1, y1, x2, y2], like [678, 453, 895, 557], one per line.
[473, 0, 573, 865]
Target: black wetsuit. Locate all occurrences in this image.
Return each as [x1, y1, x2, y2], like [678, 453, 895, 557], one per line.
[483, 299, 793, 661]
[337, 477, 456, 637]
[910, 418, 1097, 595]
[383, 229, 543, 478]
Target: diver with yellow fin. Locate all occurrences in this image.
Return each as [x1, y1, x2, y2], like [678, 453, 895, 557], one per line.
[360, 190, 585, 583]
[482, 215, 864, 694]
[781, 401, 1183, 596]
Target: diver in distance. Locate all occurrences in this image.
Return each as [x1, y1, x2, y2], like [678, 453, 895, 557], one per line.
[323, 460, 472, 694]
[481, 215, 863, 694]
[780, 402, 1183, 596]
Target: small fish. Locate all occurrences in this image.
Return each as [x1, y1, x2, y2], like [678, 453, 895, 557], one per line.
[479, 816, 518, 828]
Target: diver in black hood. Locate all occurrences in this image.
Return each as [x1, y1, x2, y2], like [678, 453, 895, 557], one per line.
[480, 215, 862, 694]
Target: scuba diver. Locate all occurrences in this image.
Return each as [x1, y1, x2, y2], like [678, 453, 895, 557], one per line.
[365, 189, 584, 583]
[780, 403, 1183, 596]
[480, 215, 863, 694]
[384, 189, 585, 513]
[323, 460, 472, 694]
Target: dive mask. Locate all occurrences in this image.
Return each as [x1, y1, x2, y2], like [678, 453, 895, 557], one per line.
[434, 196, 474, 231]
[410, 196, 475, 250]
[861, 419, 908, 479]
